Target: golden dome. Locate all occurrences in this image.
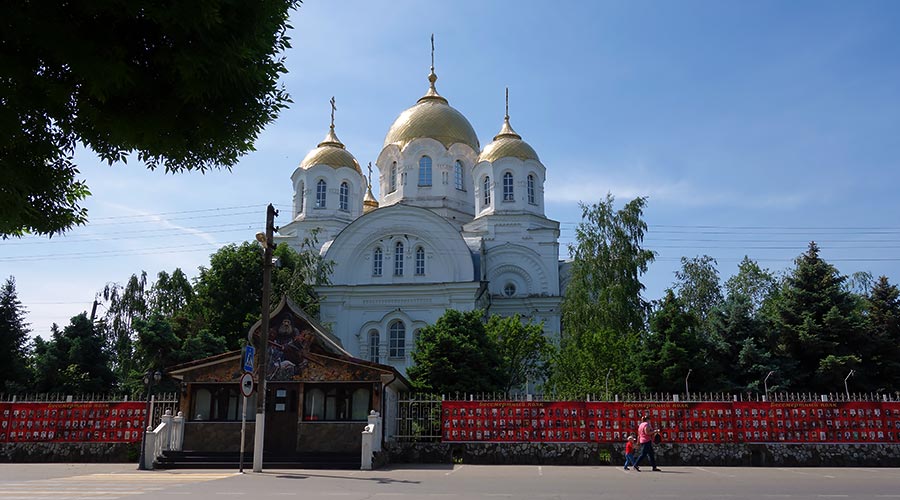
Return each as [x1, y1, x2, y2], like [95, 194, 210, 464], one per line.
[478, 117, 539, 163]
[300, 127, 362, 173]
[363, 183, 379, 213]
[383, 71, 480, 151]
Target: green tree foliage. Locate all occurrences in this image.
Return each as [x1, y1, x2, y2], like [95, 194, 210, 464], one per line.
[150, 269, 194, 318]
[641, 290, 713, 393]
[863, 276, 900, 392]
[1, 0, 301, 238]
[485, 315, 552, 393]
[98, 272, 149, 383]
[30, 313, 116, 394]
[673, 255, 723, 325]
[0, 276, 31, 392]
[770, 242, 866, 392]
[407, 310, 504, 395]
[724, 256, 778, 315]
[193, 240, 330, 349]
[550, 194, 654, 397]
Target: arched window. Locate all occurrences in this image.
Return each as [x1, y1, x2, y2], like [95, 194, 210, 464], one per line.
[503, 172, 514, 201]
[483, 176, 491, 206]
[372, 247, 383, 277]
[339, 182, 349, 211]
[527, 174, 536, 205]
[298, 181, 305, 215]
[394, 241, 404, 276]
[418, 156, 432, 186]
[504, 283, 517, 297]
[368, 330, 380, 363]
[389, 162, 397, 193]
[315, 179, 327, 208]
[389, 321, 406, 358]
[454, 160, 464, 190]
[415, 246, 425, 275]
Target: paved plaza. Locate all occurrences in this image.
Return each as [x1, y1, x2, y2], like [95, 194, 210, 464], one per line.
[0, 463, 898, 500]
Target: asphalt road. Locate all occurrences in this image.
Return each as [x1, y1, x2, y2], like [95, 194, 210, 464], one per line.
[1, 463, 898, 500]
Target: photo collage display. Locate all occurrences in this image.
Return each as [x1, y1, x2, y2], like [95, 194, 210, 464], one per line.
[0, 402, 147, 443]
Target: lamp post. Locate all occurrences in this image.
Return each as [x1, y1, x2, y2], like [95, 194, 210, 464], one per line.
[253, 203, 277, 473]
[137, 369, 162, 470]
[605, 368, 613, 401]
[764, 370, 775, 401]
[844, 369, 856, 400]
[685, 369, 692, 400]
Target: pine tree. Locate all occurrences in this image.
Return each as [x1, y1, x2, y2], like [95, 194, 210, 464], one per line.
[0, 276, 31, 392]
[864, 276, 900, 392]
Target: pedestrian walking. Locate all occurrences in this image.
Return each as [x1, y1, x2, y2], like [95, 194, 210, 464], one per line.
[633, 414, 661, 472]
[623, 434, 637, 470]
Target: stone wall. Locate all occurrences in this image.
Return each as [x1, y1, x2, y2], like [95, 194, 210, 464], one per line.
[0, 442, 136, 463]
[182, 422, 255, 452]
[385, 441, 900, 467]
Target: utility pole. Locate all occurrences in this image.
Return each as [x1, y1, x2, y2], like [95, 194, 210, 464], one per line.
[253, 203, 277, 472]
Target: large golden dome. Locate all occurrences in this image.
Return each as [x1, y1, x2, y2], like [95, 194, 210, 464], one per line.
[383, 72, 480, 152]
[478, 117, 539, 163]
[300, 127, 362, 173]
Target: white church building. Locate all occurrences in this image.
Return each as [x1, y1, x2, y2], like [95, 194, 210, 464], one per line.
[275, 62, 565, 378]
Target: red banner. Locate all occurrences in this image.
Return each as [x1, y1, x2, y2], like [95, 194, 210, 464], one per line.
[442, 400, 900, 444]
[0, 402, 147, 443]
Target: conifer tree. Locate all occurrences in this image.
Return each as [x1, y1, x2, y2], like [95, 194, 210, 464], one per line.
[0, 276, 31, 392]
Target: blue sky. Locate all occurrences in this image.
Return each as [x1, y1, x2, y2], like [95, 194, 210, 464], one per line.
[4, 0, 900, 339]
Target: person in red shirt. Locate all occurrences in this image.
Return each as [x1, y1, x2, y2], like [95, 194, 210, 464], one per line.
[634, 414, 661, 472]
[623, 434, 637, 470]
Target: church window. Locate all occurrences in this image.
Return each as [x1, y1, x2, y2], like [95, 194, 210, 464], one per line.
[504, 283, 517, 297]
[503, 172, 514, 201]
[373, 247, 383, 276]
[368, 330, 380, 363]
[389, 321, 406, 358]
[316, 179, 327, 208]
[483, 176, 491, 206]
[389, 162, 397, 193]
[415, 246, 425, 275]
[454, 160, 465, 190]
[418, 156, 432, 186]
[527, 174, 536, 205]
[339, 182, 349, 211]
[394, 241, 404, 276]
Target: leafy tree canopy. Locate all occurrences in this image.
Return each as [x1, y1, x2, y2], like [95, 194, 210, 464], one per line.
[485, 314, 552, 394]
[407, 309, 505, 395]
[1, 0, 301, 237]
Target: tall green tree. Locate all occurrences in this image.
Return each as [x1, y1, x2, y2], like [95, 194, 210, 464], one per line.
[673, 255, 723, 326]
[192, 240, 330, 349]
[149, 269, 194, 318]
[1, 0, 301, 238]
[485, 314, 552, 393]
[770, 242, 866, 392]
[863, 276, 900, 392]
[549, 194, 654, 398]
[724, 256, 777, 315]
[30, 313, 116, 394]
[0, 276, 31, 392]
[98, 272, 149, 384]
[407, 310, 504, 395]
[640, 290, 712, 393]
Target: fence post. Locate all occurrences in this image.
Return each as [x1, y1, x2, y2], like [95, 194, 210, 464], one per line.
[172, 411, 185, 451]
[160, 410, 173, 451]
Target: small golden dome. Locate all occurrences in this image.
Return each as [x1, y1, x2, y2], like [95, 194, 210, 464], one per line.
[478, 117, 539, 163]
[363, 183, 379, 213]
[383, 71, 479, 151]
[300, 127, 362, 173]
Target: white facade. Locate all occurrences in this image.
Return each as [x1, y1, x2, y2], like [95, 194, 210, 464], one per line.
[276, 69, 563, 377]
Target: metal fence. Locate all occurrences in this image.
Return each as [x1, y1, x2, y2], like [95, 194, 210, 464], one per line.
[1, 392, 180, 429]
[394, 391, 900, 443]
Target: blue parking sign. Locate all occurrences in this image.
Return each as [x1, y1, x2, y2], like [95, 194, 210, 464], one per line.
[242, 345, 255, 373]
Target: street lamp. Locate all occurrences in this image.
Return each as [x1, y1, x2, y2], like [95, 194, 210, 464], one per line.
[605, 368, 613, 401]
[138, 369, 162, 470]
[844, 369, 856, 400]
[764, 370, 775, 401]
[685, 369, 692, 400]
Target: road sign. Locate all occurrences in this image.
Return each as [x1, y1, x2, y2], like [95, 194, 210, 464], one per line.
[240, 372, 254, 397]
[242, 345, 255, 373]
